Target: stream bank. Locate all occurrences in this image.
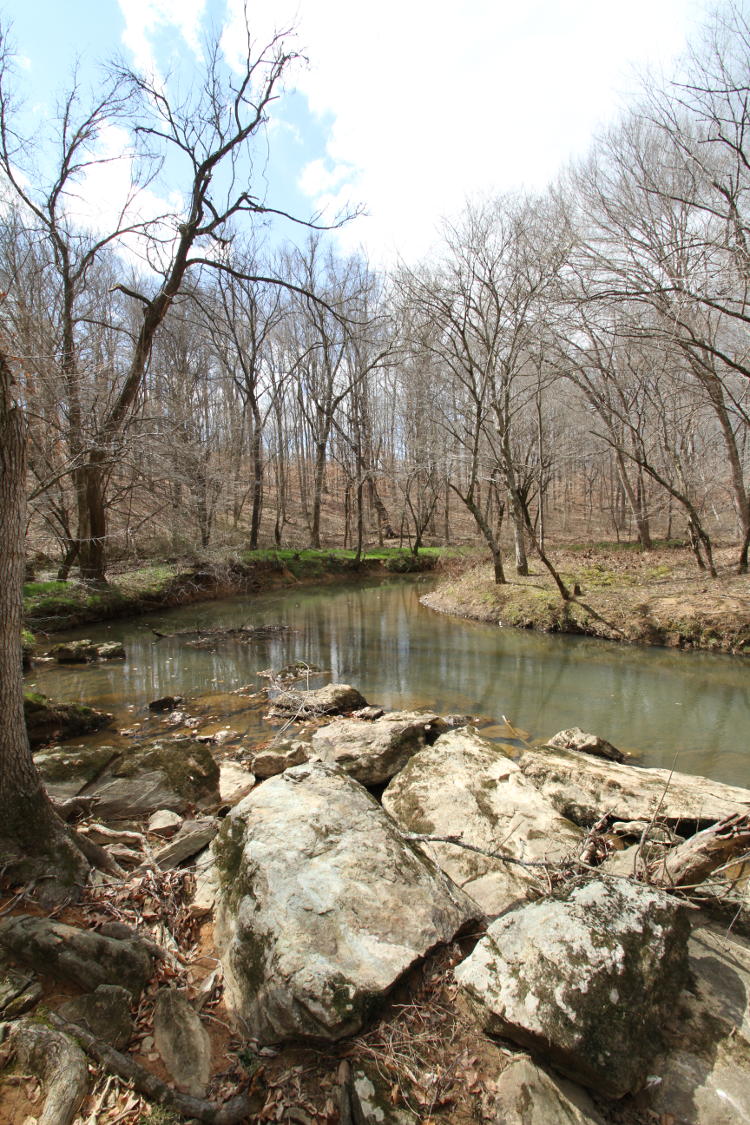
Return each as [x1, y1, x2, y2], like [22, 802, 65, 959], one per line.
[24, 549, 438, 634]
[424, 544, 750, 654]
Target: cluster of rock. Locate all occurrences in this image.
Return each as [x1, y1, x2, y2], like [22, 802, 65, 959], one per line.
[205, 693, 750, 1122]
[4, 682, 750, 1124]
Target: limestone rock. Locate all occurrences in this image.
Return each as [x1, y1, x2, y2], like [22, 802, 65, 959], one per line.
[518, 745, 750, 828]
[57, 984, 134, 1049]
[96, 641, 126, 659]
[454, 878, 690, 1098]
[150, 817, 218, 869]
[153, 988, 211, 1097]
[268, 682, 367, 718]
[491, 1057, 606, 1124]
[250, 741, 309, 779]
[214, 761, 477, 1044]
[546, 727, 625, 763]
[0, 915, 153, 996]
[382, 728, 582, 915]
[219, 760, 256, 802]
[189, 843, 219, 918]
[310, 715, 431, 785]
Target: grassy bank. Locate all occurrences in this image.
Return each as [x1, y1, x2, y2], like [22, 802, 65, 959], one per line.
[24, 548, 443, 633]
[424, 543, 750, 654]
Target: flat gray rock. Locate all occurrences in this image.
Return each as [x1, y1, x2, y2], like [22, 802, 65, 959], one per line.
[214, 762, 478, 1044]
[57, 984, 134, 1049]
[454, 878, 690, 1098]
[518, 745, 750, 827]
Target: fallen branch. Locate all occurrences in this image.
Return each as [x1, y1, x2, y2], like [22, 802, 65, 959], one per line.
[47, 1011, 262, 1124]
[649, 812, 750, 890]
[403, 833, 558, 871]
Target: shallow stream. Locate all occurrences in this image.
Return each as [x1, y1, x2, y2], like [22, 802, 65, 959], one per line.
[27, 576, 750, 787]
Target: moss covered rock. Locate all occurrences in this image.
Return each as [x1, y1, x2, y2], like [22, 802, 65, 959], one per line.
[25, 692, 113, 749]
[454, 878, 690, 1098]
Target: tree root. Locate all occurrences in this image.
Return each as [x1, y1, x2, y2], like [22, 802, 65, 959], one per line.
[47, 1011, 263, 1123]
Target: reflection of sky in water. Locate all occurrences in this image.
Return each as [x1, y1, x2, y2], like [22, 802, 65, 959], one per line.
[27, 577, 750, 788]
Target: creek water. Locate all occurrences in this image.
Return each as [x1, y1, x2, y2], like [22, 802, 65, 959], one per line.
[27, 575, 750, 788]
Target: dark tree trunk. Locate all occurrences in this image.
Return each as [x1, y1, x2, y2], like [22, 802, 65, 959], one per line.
[0, 345, 88, 897]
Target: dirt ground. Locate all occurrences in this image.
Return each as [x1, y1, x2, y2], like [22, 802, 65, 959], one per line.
[426, 545, 750, 654]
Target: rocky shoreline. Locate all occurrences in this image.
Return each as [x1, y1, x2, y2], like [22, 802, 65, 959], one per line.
[2, 683, 750, 1124]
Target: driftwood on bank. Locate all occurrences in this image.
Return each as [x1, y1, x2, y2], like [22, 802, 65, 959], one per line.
[649, 812, 750, 889]
[150, 624, 292, 645]
[47, 1011, 262, 1125]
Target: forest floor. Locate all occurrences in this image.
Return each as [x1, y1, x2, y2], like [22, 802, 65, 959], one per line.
[424, 542, 750, 654]
[22, 548, 443, 634]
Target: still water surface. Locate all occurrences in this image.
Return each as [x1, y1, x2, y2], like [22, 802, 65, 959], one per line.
[28, 576, 750, 787]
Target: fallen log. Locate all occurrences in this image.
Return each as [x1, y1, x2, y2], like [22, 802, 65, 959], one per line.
[649, 812, 750, 890]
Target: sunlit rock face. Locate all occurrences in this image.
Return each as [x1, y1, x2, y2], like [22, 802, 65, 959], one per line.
[213, 761, 478, 1044]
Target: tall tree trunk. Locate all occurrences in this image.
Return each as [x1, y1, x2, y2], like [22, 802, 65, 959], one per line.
[0, 345, 88, 897]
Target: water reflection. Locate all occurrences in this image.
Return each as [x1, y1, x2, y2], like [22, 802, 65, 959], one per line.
[27, 576, 750, 787]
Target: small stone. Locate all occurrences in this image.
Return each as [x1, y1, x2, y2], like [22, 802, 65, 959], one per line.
[148, 809, 184, 837]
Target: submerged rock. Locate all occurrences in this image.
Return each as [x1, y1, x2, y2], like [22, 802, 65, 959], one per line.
[214, 761, 477, 1044]
[310, 713, 436, 785]
[454, 878, 690, 1098]
[518, 745, 750, 828]
[382, 727, 582, 915]
[546, 727, 625, 764]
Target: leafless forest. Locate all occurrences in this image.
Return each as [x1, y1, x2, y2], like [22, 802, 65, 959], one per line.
[5, 3, 750, 582]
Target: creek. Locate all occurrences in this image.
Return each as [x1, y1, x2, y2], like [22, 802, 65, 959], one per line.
[27, 575, 750, 788]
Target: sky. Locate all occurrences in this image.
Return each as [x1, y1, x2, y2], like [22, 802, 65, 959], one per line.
[3, 0, 710, 267]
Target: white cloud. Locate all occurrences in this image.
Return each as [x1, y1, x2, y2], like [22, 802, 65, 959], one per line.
[117, 0, 207, 77]
[241, 0, 707, 264]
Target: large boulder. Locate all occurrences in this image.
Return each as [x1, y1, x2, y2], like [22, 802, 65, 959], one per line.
[310, 713, 438, 785]
[454, 878, 690, 1098]
[267, 682, 367, 718]
[518, 745, 750, 828]
[214, 762, 477, 1044]
[382, 728, 582, 915]
[34, 743, 121, 801]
